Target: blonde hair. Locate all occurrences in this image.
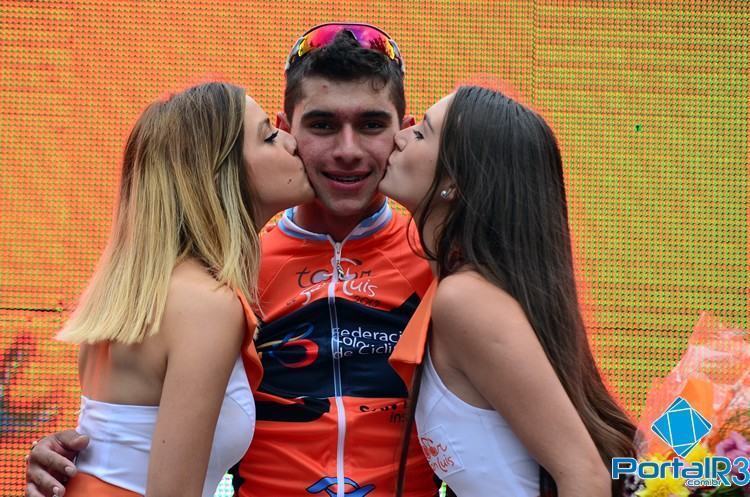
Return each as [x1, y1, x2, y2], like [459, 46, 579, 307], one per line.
[59, 82, 260, 345]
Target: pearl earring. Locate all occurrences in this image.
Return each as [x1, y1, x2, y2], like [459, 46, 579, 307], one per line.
[440, 189, 450, 200]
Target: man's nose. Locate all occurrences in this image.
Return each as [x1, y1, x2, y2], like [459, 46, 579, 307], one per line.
[332, 125, 364, 163]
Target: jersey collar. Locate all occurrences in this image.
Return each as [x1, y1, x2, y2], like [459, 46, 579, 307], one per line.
[277, 200, 393, 242]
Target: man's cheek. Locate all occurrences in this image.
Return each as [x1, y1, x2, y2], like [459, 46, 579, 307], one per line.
[372, 137, 398, 160]
[363, 146, 392, 168]
[298, 151, 325, 174]
[295, 134, 324, 158]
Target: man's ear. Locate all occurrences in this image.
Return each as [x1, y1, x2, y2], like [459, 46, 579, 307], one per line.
[276, 112, 291, 132]
[401, 114, 415, 129]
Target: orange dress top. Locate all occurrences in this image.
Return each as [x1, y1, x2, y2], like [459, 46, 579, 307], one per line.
[236, 290, 262, 391]
[389, 279, 438, 389]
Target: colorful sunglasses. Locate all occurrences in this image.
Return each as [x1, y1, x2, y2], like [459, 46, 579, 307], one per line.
[285, 22, 404, 73]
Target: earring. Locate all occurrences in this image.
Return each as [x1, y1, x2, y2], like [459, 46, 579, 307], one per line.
[440, 189, 450, 200]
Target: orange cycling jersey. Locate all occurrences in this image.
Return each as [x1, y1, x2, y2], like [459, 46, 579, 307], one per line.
[237, 201, 439, 497]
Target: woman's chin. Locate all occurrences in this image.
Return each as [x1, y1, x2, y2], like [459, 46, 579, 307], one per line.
[380, 177, 418, 213]
[378, 175, 397, 198]
[376, 179, 391, 197]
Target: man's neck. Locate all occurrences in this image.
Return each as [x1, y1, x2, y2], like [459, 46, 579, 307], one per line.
[293, 197, 386, 242]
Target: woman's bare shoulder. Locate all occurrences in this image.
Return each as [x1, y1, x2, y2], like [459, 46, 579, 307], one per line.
[432, 270, 526, 336]
[161, 259, 245, 344]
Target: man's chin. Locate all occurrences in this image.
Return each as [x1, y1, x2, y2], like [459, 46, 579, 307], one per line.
[319, 194, 383, 219]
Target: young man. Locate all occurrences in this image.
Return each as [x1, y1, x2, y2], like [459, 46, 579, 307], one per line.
[26, 24, 442, 497]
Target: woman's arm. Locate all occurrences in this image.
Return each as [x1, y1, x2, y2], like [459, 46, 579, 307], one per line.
[146, 277, 245, 497]
[431, 272, 611, 497]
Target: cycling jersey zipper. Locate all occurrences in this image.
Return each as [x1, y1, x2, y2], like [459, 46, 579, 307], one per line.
[328, 238, 347, 497]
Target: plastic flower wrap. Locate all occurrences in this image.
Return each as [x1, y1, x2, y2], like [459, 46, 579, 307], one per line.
[631, 313, 750, 497]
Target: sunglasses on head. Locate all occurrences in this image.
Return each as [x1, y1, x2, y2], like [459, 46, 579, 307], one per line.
[285, 22, 405, 73]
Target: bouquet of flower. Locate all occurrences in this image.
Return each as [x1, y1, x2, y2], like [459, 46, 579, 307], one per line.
[628, 313, 750, 497]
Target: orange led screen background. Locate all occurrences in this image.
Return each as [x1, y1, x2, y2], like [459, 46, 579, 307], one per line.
[1, 1, 748, 494]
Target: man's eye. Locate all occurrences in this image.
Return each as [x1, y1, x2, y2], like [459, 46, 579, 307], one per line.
[264, 130, 279, 143]
[363, 121, 385, 129]
[310, 122, 334, 130]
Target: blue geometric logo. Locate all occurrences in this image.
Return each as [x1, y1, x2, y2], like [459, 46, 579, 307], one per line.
[307, 476, 375, 496]
[651, 397, 712, 458]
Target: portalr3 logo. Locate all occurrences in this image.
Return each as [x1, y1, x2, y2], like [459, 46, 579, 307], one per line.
[612, 397, 750, 488]
[307, 476, 375, 496]
[651, 397, 712, 457]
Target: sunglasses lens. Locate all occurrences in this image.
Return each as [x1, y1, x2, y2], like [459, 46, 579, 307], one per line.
[288, 23, 402, 71]
[347, 26, 387, 46]
[303, 25, 343, 53]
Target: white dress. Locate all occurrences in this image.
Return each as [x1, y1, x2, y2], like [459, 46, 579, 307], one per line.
[415, 350, 539, 497]
[75, 356, 254, 497]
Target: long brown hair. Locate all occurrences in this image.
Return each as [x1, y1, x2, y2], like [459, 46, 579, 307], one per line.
[398, 86, 636, 496]
[59, 82, 261, 345]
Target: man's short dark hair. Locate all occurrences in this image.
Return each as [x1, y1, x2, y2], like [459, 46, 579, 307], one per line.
[284, 31, 406, 120]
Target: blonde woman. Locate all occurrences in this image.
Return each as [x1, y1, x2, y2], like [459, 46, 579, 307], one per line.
[55, 82, 313, 497]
